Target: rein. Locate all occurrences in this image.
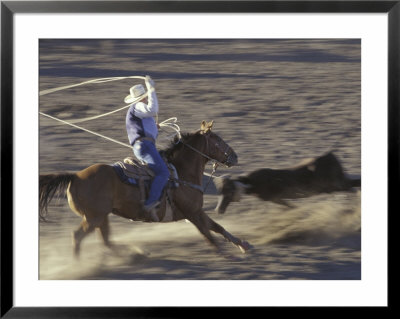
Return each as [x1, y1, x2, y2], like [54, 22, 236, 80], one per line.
[178, 134, 231, 168]
[170, 177, 204, 193]
[203, 163, 219, 192]
[180, 142, 217, 164]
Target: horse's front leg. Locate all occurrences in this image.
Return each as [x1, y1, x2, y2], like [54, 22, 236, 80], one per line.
[183, 209, 224, 253]
[204, 213, 252, 253]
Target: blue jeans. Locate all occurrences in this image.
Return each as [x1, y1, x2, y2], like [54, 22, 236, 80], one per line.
[133, 139, 169, 206]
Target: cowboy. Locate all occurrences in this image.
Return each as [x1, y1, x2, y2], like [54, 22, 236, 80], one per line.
[125, 75, 169, 222]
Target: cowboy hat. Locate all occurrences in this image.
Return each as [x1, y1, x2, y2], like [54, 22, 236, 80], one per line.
[124, 84, 148, 104]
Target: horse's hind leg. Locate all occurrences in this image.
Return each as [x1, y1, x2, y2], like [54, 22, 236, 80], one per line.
[203, 213, 252, 253]
[72, 217, 95, 258]
[73, 215, 114, 258]
[97, 215, 112, 249]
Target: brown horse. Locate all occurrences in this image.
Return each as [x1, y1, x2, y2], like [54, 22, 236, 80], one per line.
[39, 120, 251, 257]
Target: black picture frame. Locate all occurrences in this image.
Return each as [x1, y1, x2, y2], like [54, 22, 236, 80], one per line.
[1, 1, 397, 317]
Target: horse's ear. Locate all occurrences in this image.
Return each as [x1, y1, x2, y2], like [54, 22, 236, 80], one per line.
[200, 120, 214, 133]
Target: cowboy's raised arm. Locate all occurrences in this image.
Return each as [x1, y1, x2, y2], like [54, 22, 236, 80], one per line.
[133, 76, 158, 118]
[145, 76, 159, 114]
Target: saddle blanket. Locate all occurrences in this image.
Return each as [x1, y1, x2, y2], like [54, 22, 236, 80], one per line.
[112, 164, 139, 185]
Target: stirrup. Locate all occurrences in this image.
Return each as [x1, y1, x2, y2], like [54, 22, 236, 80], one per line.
[144, 201, 160, 222]
[144, 201, 160, 212]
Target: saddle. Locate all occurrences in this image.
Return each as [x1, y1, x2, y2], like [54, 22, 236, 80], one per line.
[111, 157, 178, 222]
[118, 157, 156, 180]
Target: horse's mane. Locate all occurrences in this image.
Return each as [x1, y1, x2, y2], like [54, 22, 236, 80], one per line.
[161, 132, 197, 161]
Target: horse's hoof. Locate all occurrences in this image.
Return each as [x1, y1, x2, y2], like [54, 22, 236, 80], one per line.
[73, 247, 80, 259]
[239, 240, 252, 253]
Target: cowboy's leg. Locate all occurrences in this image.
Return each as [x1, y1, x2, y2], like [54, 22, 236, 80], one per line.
[133, 140, 169, 205]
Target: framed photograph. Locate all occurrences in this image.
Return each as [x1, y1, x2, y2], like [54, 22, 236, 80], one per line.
[1, 0, 397, 317]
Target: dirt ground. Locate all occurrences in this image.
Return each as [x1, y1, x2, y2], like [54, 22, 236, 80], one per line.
[39, 39, 361, 281]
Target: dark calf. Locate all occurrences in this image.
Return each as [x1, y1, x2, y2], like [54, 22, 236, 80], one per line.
[214, 151, 360, 214]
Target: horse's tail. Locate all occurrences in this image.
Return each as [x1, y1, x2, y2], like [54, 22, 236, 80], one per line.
[39, 173, 75, 221]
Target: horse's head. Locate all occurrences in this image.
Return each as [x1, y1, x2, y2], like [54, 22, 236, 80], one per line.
[199, 120, 238, 167]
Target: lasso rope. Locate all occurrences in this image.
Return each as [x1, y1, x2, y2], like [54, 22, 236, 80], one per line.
[39, 76, 147, 96]
[39, 76, 181, 146]
[65, 104, 131, 124]
[39, 111, 133, 148]
[159, 117, 181, 140]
